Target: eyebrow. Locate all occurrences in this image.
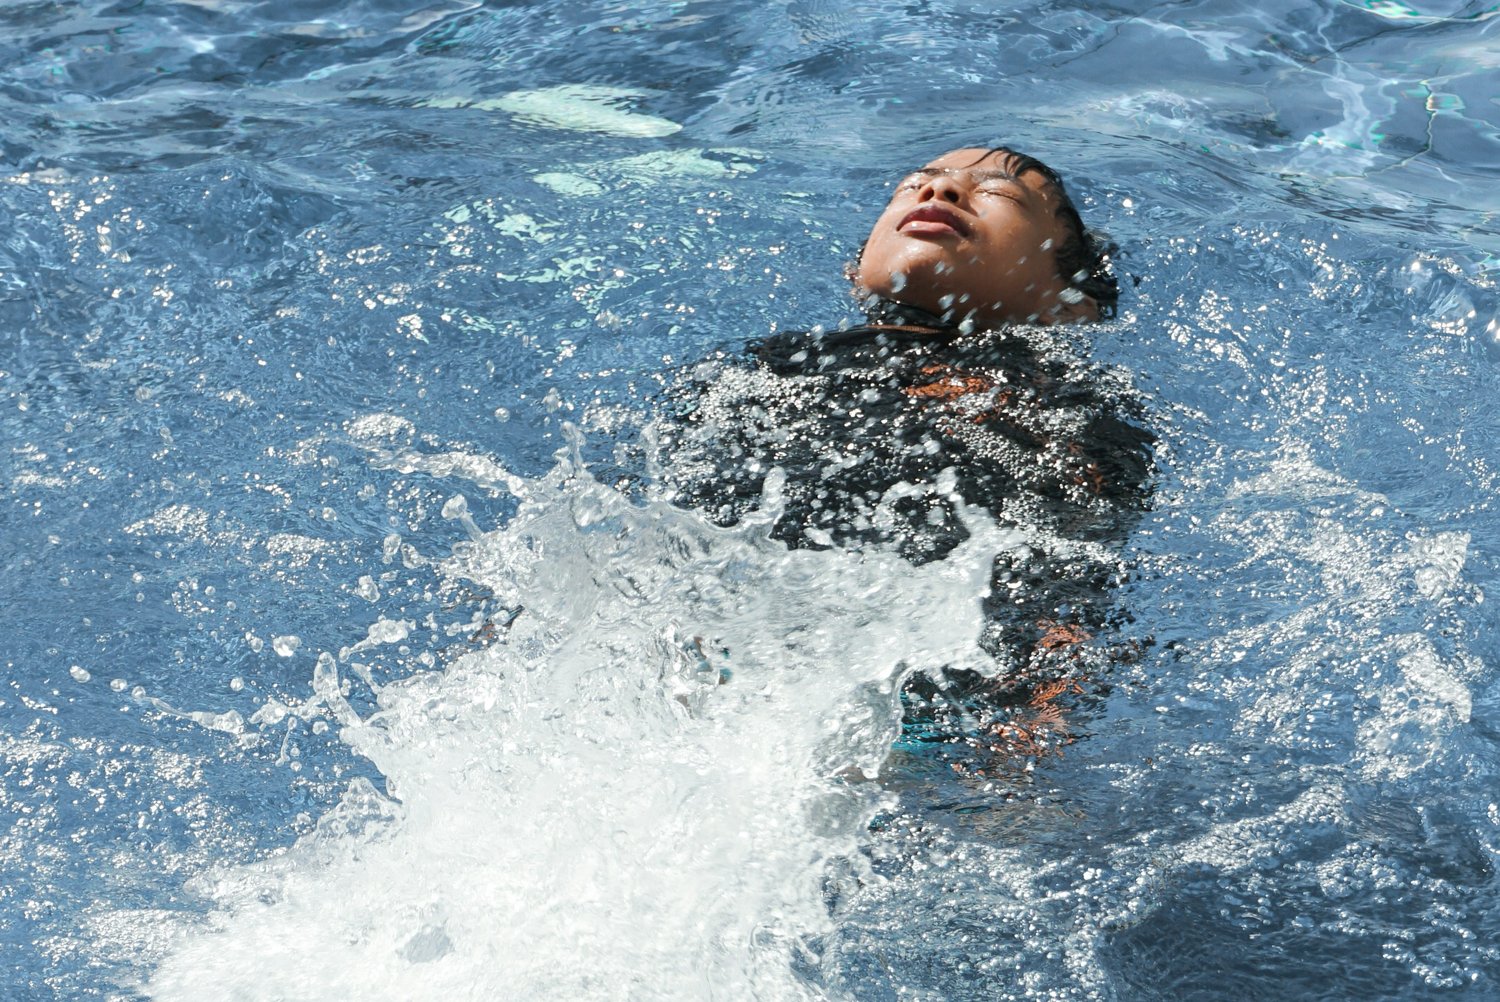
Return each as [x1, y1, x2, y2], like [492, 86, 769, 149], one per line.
[904, 166, 1024, 183]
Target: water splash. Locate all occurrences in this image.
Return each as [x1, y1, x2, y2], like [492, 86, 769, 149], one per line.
[141, 446, 1016, 1001]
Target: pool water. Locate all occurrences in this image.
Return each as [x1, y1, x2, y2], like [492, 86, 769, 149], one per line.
[4, 1, 1499, 999]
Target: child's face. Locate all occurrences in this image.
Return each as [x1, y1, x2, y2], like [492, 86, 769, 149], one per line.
[854, 148, 1093, 326]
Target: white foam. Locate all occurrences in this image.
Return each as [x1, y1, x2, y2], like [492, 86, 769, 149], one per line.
[143, 457, 1013, 1000]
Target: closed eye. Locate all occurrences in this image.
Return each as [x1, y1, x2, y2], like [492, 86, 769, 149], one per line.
[976, 182, 1023, 198]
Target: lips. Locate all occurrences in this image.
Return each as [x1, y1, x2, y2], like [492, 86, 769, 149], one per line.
[898, 204, 971, 238]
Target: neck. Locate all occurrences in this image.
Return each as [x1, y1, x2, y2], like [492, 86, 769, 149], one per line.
[860, 297, 954, 331]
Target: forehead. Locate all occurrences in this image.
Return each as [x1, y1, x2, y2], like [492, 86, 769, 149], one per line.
[921, 147, 1018, 172]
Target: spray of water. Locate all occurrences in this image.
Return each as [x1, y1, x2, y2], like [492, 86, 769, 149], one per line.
[142, 431, 1017, 1001]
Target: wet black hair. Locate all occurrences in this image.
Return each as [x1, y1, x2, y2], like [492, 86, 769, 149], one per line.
[980, 146, 1119, 319]
[853, 145, 1120, 321]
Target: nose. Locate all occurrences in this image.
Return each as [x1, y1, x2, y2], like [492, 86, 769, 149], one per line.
[918, 172, 965, 204]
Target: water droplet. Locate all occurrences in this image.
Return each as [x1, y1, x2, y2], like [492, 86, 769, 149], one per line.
[272, 635, 301, 658]
[69, 665, 90, 683]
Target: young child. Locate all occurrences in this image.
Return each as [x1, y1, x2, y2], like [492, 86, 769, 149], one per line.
[664, 146, 1153, 757]
[853, 145, 1118, 328]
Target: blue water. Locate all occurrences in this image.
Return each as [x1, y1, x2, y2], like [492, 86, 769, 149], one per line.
[4, 1, 1500, 998]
